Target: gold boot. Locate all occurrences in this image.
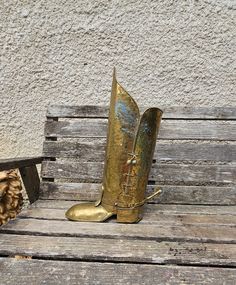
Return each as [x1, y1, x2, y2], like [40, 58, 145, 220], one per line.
[65, 69, 163, 223]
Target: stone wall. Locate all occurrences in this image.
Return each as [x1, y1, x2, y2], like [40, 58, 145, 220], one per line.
[1, 0, 235, 158]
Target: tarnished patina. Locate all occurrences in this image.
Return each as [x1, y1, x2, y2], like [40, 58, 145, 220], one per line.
[65, 69, 163, 223]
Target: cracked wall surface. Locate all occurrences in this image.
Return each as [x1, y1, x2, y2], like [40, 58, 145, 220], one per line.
[0, 0, 236, 158]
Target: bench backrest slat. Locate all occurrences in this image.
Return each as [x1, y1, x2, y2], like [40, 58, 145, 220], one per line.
[44, 119, 236, 141]
[43, 140, 236, 162]
[47, 105, 236, 120]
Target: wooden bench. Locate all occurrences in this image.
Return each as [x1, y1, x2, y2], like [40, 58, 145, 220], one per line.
[0, 105, 236, 284]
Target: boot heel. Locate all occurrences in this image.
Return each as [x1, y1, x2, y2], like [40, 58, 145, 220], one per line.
[116, 208, 142, 223]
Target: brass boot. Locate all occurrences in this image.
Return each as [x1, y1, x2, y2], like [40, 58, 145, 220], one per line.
[65, 69, 163, 223]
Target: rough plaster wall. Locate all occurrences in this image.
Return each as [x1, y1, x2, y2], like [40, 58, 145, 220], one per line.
[0, 0, 236, 158]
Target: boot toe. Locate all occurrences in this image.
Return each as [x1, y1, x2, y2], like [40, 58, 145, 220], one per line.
[65, 202, 113, 222]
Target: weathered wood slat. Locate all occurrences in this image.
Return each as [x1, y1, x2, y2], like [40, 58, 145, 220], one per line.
[0, 157, 42, 171]
[43, 140, 236, 162]
[19, 165, 40, 203]
[47, 105, 236, 120]
[44, 119, 236, 140]
[40, 182, 101, 201]
[40, 182, 236, 205]
[18, 207, 236, 226]
[1, 234, 235, 266]
[41, 161, 236, 184]
[1, 258, 236, 285]
[1, 218, 236, 243]
[33, 200, 236, 215]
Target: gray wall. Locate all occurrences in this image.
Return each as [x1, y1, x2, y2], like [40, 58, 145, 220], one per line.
[1, 0, 236, 158]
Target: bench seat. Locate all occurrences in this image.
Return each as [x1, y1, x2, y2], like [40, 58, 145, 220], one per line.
[0, 106, 235, 284]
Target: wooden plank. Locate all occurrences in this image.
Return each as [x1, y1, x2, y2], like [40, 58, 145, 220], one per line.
[1, 258, 236, 285]
[1, 218, 236, 243]
[44, 119, 236, 140]
[39, 182, 236, 205]
[18, 207, 236, 226]
[41, 161, 236, 184]
[43, 140, 236, 162]
[19, 165, 40, 203]
[40, 181, 101, 201]
[33, 200, 236, 215]
[0, 157, 42, 171]
[47, 105, 108, 118]
[47, 105, 236, 120]
[0, 234, 235, 266]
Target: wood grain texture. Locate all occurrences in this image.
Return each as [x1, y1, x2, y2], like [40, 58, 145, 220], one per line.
[0, 157, 42, 171]
[32, 200, 236, 215]
[1, 258, 236, 285]
[47, 105, 236, 120]
[19, 165, 40, 203]
[41, 161, 236, 184]
[44, 119, 236, 140]
[18, 206, 236, 226]
[1, 217, 236, 243]
[43, 140, 236, 162]
[39, 182, 236, 205]
[0, 234, 236, 266]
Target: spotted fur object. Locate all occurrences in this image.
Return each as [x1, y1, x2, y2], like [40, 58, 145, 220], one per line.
[0, 169, 23, 226]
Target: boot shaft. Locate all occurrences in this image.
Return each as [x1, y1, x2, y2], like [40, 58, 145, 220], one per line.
[115, 108, 162, 222]
[101, 70, 163, 222]
[101, 70, 140, 210]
